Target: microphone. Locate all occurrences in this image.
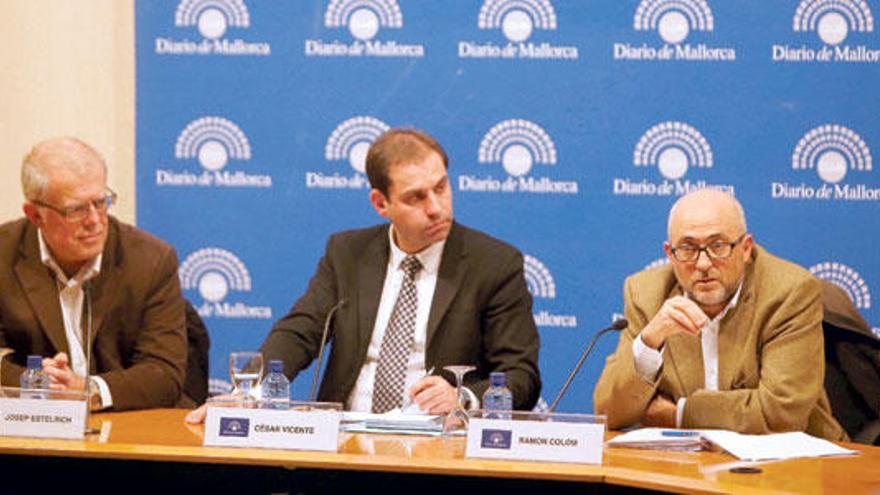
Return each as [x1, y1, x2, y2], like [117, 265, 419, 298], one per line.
[308, 299, 347, 403]
[548, 318, 628, 413]
[83, 281, 99, 434]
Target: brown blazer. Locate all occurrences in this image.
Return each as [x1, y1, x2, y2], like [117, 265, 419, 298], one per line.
[0, 217, 187, 410]
[594, 246, 847, 441]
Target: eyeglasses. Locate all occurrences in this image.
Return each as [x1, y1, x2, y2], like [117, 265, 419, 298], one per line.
[669, 233, 747, 263]
[32, 190, 117, 223]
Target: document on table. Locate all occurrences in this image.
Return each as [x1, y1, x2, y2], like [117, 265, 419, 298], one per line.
[607, 428, 708, 452]
[341, 410, 443, 435]
[608, 428, 858, 461]
[700, 430, 858, 461]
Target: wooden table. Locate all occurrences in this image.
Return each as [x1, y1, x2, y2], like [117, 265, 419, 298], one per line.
[0, 409, 878, 494]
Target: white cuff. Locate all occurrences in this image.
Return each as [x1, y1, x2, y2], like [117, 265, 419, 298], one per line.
[91, 376, 113, 410]
[676, 397, 686, 428]
[632, 335, 663, 381]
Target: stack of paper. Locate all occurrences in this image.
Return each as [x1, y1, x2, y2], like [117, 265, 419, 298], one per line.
[607, 428, 708, 452]
[341, 411, 443, 435]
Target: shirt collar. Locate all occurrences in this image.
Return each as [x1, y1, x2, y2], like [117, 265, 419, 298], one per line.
[37, 229, 102, 287]
[387, 225, 445, 275]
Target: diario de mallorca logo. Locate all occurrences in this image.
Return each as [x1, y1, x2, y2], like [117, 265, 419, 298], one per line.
[614, 0, 736, 62]
[460, 119, 578, 195]
[524, 254, 577, 328]
[156, 116, 272, 188]
[180, 248, 273, 319]
[306, 116, 390, 190]
[304, 0, 424, 58]
[772, 124, 877, 201]
[810, 261, 872, 310]
[458, 0, 579, 60]
[773, 0, 879, 63]
[155, 0, 271, 56]
[613, 121, 734, 197]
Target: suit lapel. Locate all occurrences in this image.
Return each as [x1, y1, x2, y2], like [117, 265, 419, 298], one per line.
[717, 260, 757, 390]
[356, 226, 390, 352]
[84, 220, 122, 361]
[14, 224, 69, 355]
[426, 223, 465, 350]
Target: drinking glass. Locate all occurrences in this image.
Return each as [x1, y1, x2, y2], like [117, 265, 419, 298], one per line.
[229, 351, 263, 407]
[442, 365, 475, 437]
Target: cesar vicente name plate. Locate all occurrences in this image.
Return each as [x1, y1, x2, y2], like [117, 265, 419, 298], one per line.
[465, 411, 605, 464]
[204, 400, 342, 452]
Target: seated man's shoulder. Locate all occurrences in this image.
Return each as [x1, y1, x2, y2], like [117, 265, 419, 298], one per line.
[752, 246, 819, 295]
[454, 223, 520, 259]
[325, 224, 388, 255]
[111, 218, 176, 265]
[625, 263, 678, 303]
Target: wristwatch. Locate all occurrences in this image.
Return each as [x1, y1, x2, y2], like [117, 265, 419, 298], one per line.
[88, 378, 103, 410]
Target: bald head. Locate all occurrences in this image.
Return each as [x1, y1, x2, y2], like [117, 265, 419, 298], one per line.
[21, 137, 107, 201]
[667, 189, 747, 242]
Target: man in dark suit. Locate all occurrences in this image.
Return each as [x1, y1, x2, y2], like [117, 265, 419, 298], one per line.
[0, 137, 187, 411]
[186, 128, 540, 422]
[266, 128, 540, 414]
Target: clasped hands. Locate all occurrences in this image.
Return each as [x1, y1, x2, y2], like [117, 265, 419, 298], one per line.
[41, 352, 88, 391]
[637, 296, 709, 428]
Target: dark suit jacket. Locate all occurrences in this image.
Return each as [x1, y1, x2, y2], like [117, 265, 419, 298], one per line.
[0, 217, 187, 410]
[594, 246, 846, 441]
[822, 280, 880, 444]
[261, 222, 541, 410]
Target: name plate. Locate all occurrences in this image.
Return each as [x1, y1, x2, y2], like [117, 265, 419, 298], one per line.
[0, 397, 85, 440]
[466, 418, 604, 464]
[204, 407, 340, 452]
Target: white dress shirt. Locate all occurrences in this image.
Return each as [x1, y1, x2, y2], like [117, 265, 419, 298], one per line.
[38, 231, 113, 408]
[632, 283, 743, 427]
[347, 227, 446, 412]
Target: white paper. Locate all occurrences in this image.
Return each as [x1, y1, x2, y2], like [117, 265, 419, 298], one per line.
[701, 430, 858, 461]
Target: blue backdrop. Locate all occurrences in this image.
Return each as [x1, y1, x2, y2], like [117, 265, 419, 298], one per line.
[136, 0, 880, 412]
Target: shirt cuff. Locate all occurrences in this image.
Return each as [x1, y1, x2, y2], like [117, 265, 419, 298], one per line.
[632, 335, 663, 381]
[676, 397, 686, 428]
[91, 376, 113, 410]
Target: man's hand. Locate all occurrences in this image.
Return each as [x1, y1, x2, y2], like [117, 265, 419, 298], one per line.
[640, 296, 708, 349]
[642, 394, 677, 427]
[185, 403, 209, 424]
[42, 352, 87, 391]
[408, 376, 457, 415]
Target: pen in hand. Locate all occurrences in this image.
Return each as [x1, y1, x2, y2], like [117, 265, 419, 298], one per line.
[400, 366, 435, 413]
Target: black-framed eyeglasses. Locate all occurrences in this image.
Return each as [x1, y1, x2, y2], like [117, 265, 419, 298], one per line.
[669, 233, 747, 263]
[32, 189, 117, 223]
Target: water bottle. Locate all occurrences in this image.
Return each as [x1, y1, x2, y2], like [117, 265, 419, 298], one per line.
[482, 371, 513, 419]
[262, 359, 290, 410]
[19, 355, 49, 399]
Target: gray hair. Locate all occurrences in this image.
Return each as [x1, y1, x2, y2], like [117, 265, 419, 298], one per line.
[21, 137, 107, 201]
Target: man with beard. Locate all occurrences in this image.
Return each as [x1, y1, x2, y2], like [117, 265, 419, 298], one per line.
[594, 189, 845, 440]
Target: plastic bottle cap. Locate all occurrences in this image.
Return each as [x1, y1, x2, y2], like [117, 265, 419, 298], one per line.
[268, 360, 284, 373]
[26, 355, 42, 370]
[489, 371, 506, 387]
